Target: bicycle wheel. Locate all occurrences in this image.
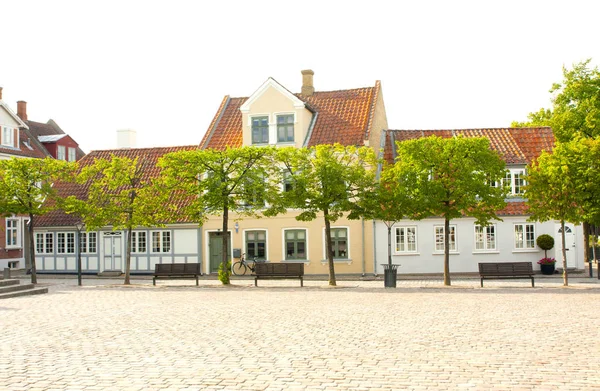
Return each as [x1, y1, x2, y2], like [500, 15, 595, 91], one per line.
[231, 262, 248, 276]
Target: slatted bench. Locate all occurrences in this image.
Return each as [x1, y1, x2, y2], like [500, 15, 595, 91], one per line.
[254, 263, 304, 287]
[478, 262, 535, 287]
[153, 263, 201, 286]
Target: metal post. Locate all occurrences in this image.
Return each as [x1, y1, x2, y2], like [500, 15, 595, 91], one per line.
[75, 222, 84, 286]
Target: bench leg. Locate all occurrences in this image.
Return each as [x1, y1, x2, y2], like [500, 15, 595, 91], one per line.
[196, 275, 199, 286]
[531, 277, 535, 288]
[300, 277, 303, 287]
[153, 277, 156, 286]
[480, 278, 483, 288]
[255, 277, 258, 287]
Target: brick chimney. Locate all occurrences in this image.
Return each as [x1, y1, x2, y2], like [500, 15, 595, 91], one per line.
[301, 69, 314, 96]
[17, 101, 27, 121]
[0, 87, 3, 100]
[117, 129, 137, 149]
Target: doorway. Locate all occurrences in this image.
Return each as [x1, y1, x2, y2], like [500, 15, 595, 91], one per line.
[103, 232, 123, 271]
[208, 232, 231, 273]
[555, 224, 577, 268]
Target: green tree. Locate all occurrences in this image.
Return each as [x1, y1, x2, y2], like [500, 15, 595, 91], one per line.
[276, 144, 378, 286]
[394, 136, 507, 286]
[63, 156, 172, 285]
[0, 157, 75, 284]
[158, 146, 281, 285]
[515, 60, 600, 272]
[526, 137, 600, 286]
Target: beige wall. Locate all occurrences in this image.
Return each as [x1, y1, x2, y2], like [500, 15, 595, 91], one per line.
[241, 85, 313, 149]
[0, 107, 21, 127]
[367, 83, 389, 152]
[203, 212, 374, 275]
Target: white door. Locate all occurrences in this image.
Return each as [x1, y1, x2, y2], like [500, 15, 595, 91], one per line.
[555, 224, 576, 268]
[103, 232, 123, 271]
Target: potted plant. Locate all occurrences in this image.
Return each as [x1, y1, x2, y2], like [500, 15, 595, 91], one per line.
[538, 257, 557, 275]
[536, 234, 555, 258]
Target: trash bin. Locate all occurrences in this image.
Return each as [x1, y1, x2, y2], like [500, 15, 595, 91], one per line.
[382, 264, 400, 288]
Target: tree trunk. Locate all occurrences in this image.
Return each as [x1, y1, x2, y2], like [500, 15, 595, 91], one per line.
[28, 213, 37, 284]
[124, 226, 132, 285]
[221, 205, 230, 285]
[387, 224, 392, 268]
[324, 209, 336, 286]
[443, 216, 450, 286]
[561, 220, 568, 286]
[583, 222, 591, 278]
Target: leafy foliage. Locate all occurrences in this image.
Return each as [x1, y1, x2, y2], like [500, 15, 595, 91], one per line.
[393, 136, 507, 285]
[159, 146, 282, 284]
[63, 156, 171, 284]
[0, 157, 75, 283]
[536, 234, 555, 251]
[275, 144, 378, 286]
[217, 261, 232, 284]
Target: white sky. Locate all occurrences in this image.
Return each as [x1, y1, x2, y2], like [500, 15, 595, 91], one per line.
[1, 0, 598, 153]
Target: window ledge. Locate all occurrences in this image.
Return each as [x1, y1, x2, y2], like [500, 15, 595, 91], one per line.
[432, 252, 460, 256]
[282, 260, 310, 264]
[320, 259, 352, 265]
[4, 246, 22, 250]
[393, 252, 420, 256]
[472, 251, 500, 254]
[512, 249, 538, 253]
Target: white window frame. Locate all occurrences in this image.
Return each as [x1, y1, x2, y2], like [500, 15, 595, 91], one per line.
[36, 232, 53, 254]
[244, 229, 267, 261]
[56, 232, 75, 254]
[79, 232, 97, 254]
[283, 228, 308, 261]
[275, 112, 295, 144]
[68, 147, 76, 162]
[5, 218, 20, 248]
[394, 226, 418, 254]
[434, 225, 457, 253]
[504, 168, 526, 195]
[57, 145, 66, 160]
[1, 126, 14, 147]
[131, 231, 147, 253]
[514, 223, 536, 250]
[474, 224, 497, 252]
[151, 230, 171, 253]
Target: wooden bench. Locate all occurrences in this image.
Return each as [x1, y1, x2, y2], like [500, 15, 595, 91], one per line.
[153, 263, 201, 286]
[254, 262, 304, 287]
[478, 262, 535, 287]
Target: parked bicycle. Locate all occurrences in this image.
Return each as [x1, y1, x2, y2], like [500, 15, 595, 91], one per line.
[232, 253, 265, 276]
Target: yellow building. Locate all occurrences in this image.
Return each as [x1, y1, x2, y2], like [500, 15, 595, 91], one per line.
[198, 70, 388, 275]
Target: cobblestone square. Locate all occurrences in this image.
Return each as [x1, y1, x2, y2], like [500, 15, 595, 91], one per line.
[1, 277, 599, 390]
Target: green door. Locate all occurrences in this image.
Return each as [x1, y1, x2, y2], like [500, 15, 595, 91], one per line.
[209, 232, 231, 273]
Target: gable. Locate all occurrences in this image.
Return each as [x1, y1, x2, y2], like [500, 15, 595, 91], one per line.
[0, 104, 24, 128]
[240, 78, 305, 113]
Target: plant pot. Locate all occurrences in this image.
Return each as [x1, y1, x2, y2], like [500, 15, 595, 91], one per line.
[540, 263, 555, 275]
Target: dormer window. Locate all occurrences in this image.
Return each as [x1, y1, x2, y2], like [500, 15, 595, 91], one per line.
[277, 114, 294, 143]
[1, 126, 14, 147]
[251, 116, 269, 144]
[57, 145, 66, 160]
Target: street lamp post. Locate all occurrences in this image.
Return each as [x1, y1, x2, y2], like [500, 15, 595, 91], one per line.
[75, 221, 85, 286]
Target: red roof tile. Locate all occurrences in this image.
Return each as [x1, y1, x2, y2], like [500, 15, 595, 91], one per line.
[383, 127, 554, 165]
[498, 201, 528, 216]
[199, 82, 381, 150]
[0, 128, 49, 159]
[36, 145, 199, 227]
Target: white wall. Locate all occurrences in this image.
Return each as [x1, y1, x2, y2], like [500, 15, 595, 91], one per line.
[374, 216, 585, 275]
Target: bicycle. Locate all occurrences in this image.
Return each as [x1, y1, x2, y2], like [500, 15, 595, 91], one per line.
[231, 253, 264, 276]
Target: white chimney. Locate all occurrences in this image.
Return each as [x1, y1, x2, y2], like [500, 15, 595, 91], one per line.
[117, 129, 137, 149]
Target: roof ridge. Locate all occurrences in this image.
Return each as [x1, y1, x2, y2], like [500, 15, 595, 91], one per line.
[87, 145, 198, 154]
[363, 80, 380, 141]
[387, 126, 553, 132]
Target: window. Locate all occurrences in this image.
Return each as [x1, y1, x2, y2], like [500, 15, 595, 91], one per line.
[57, 145, 66, 160]
[395, 226, 417, 253]
[504, 169, 526, 195]
[283, 170, 293, 192]
[277, 114, 294, 143]
[474, 225, 496, 251]
[2, 126, 14, 147]
[246, 230, 266, 261]
[330, 228, 348, 259]
[57, 232, 75, 254]
[285, 229, 306, 260]
[68, 147, 76, 162]
[131, 231, 147, 253]
[5, 219, 19, 247]
[434, 225, 457, 252]
[36, 233, 53, 253]
[251, 116, 269, 144]
[514, 224, 535, 249]
[79, 232, 97, 253]
[152, 231, 171, 253]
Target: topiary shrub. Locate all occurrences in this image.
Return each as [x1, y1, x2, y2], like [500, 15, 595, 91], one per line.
[218, 261, 232, 285]
[536, 234, 555, 258]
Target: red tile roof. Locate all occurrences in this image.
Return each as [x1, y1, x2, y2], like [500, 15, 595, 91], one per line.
[27, 120, 86, 159]
[36, 145, 199, 227]
[383, 127, 554, 165]
[199, 82, 381, 150]
[0, 128, 49, 158]
[498, 201, 528, 216]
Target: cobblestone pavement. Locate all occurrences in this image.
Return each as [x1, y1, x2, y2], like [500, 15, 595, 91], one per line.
[1, 276, 600, 390]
